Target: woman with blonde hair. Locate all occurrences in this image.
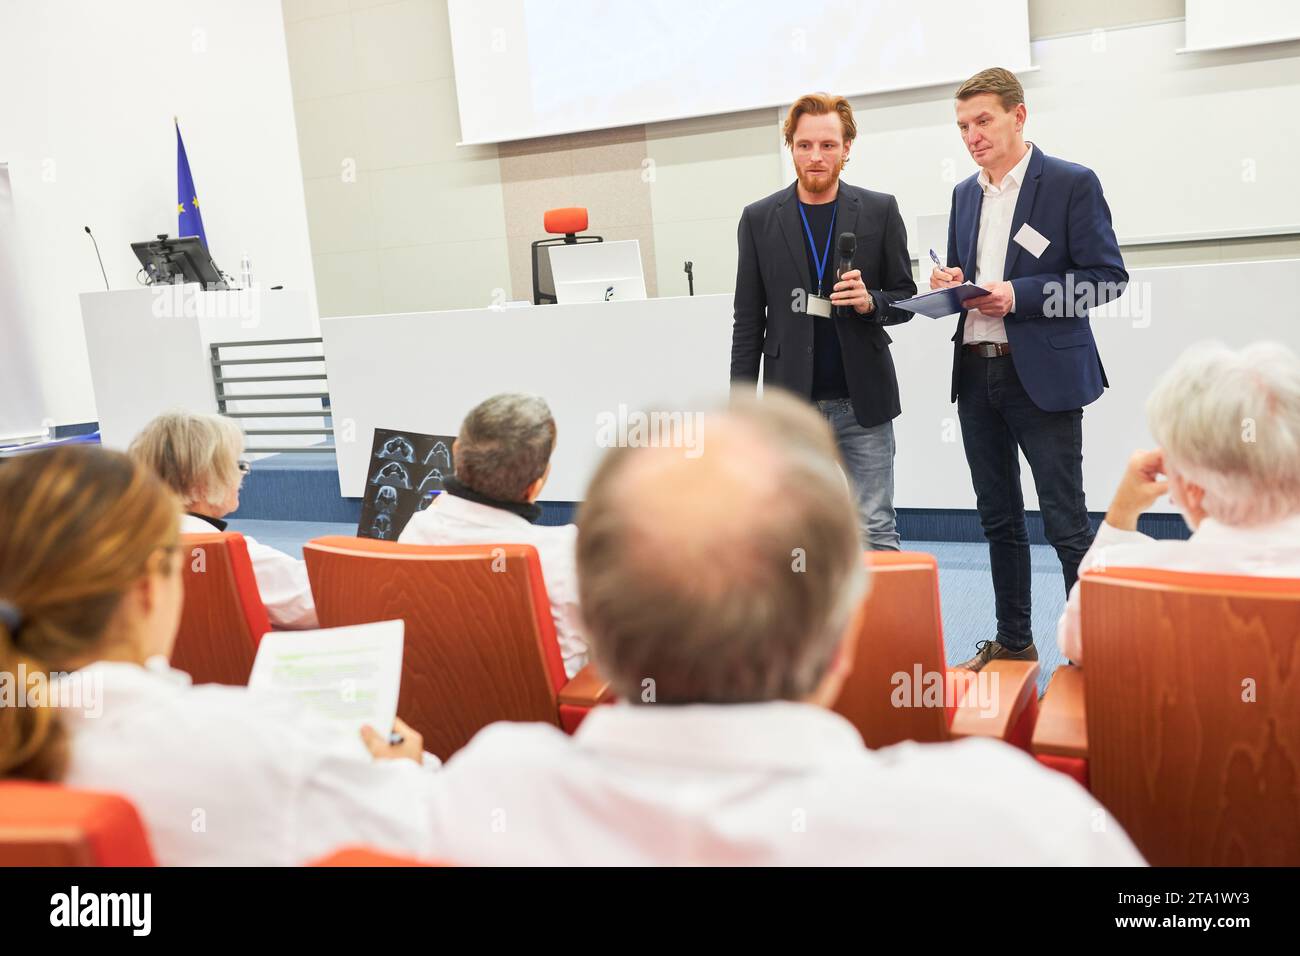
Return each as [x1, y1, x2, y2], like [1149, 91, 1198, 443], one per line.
[0, 445, 432, 865]
[128, 411, 317, 628]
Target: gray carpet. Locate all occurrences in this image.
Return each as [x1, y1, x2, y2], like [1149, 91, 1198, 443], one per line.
[227, 519, 1068, 693]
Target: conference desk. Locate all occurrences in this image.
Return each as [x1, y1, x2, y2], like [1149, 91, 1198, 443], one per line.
[322, 294, 733, 500]
[322, 258, 1300, 514]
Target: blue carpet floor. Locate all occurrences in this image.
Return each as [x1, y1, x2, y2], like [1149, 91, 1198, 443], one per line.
[226, 518, 1068, 693]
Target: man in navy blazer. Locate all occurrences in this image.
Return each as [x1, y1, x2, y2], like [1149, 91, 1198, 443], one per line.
[930, 68, 1127, 670]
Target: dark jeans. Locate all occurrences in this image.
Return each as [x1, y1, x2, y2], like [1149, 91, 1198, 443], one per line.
[957, 352, 1094, 651]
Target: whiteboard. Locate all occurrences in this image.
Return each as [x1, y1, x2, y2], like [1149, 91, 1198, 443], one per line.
[801, 18, 1300, 251]
[1183, 0, 1300, 53]
[447, 0, 1030, 145]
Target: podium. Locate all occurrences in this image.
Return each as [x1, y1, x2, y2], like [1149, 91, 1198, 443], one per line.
[79, 286, 319, 451]
[321, 294, 734, 500]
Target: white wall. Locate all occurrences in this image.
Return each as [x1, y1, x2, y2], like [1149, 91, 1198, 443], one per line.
[888, 258, 1300, 513]
[0, 0, 317, 427]
[780, 18, 1300, 252]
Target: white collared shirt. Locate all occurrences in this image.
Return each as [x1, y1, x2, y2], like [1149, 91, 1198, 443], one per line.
[963, 143, 1034, 345]
[422, 701, 1145, 865]
[180, 513, 317, 630]
[398, 492, 588, 678]
[59, 659, 437, 866]
[1058, 513, 1300, 662]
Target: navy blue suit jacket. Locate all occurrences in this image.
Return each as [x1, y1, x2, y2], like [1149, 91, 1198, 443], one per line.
[946, 146, 1127, 412]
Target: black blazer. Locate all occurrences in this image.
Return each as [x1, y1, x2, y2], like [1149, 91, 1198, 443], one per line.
[730, 181, 917, 429]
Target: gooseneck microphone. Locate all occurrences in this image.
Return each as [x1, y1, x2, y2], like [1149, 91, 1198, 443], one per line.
[84, 226, 110, 290]
[833, 232, 856, 318]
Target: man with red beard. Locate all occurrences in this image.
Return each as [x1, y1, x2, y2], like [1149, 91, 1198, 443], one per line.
[731, 93, 916, 549]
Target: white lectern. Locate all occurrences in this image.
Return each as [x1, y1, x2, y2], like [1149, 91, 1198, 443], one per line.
[80, 285, 318, 450]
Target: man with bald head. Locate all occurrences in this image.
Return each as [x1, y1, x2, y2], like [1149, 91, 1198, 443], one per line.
[400, 389, 1143, 865]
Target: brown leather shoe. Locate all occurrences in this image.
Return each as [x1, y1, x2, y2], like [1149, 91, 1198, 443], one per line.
[957, 639, 1038, 672]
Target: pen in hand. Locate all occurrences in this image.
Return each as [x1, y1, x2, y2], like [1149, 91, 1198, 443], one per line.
[929, 248, 952, 278]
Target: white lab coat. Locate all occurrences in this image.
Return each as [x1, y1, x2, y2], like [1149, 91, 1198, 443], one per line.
[59, 659, 436, 866]
[181, 513, 317, 630]
[1058, 514, 1300, 662]
[421, 701, 1148, 866]
[398, 492, 588, 678]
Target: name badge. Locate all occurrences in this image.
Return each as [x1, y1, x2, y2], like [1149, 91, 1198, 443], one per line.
[807, 295, 832, 318]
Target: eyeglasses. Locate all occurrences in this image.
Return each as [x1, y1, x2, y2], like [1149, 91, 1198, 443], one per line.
[236, 460, 251, 476]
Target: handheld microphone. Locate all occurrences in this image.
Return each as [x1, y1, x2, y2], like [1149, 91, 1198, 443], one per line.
[833, 232, 856, 318]
[84, 225, 110, 290]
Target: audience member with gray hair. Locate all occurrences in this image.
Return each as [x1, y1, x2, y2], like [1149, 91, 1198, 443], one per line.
[1059, 341, 1300, 662]
[399, 393, 587, 676]
[129, 411, 318, 629]
[395, 389, 1143, 865]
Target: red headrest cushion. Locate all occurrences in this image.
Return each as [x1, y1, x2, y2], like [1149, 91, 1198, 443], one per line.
[544, 207, 588, 234]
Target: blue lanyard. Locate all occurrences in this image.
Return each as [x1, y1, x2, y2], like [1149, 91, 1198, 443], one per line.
[798, 201, 837, 296]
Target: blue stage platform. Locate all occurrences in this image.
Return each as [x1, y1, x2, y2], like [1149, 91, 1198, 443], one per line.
[231, 450, 1191, 543]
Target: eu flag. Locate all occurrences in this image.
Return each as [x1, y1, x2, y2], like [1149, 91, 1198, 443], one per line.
[176, 120, 208, 248]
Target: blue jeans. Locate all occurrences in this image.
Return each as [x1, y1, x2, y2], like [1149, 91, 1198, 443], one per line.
[957, 352, 1094, 651]
[816, 398, 900, 551]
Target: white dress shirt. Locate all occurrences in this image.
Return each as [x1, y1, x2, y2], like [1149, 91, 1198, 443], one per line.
[963, 143, 1033, 344]
[181, 513, 317, 630]
[421, 701, 1145, 866]
[59, 659, 437, 866]
[1058, 513, 1300, 662]
[399, 492, 588, 678]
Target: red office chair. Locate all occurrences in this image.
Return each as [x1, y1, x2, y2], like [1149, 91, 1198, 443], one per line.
[310, 846, 445, 866]
[304, 537, 612, 761]
[1032, 565, 1300, 865]
[0, 781, 156, 866]
[173, 532, 271, 685]
[531, 206, 603, 304]
[833, 552, 1040, 750]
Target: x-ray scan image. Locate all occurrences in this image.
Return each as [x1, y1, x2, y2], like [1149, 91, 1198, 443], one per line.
[423, 440, 451, 469]
[359, 427, 457, 541]
[370, 462, 412, 489]
[418, 468, 444, 493]
[377, 436, 415, 463]
[369, 513, 393, 539]
[374, 485, 399, 514]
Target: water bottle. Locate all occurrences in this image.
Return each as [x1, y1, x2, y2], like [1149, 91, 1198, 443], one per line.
[240, 251, 253, 289]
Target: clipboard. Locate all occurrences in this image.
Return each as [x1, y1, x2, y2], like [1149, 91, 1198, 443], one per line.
[893, 283, 990, 319]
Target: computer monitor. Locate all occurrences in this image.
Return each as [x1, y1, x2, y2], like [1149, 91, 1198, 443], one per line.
[131, 234, 227, 290]
[548, 239, 647, 304]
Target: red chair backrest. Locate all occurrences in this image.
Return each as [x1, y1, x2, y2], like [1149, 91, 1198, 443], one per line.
[544, 206, 588, 234]
[310, 846, 442, 866]
[832, 552, 951, 748]
[173, 532, 271, 685]
[303, 537, 567, 761]
[0, 781, 156, 866]
[1079, 565, 1300, 865]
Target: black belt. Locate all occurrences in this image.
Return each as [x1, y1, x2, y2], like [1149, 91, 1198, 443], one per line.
[963, 342, 1012, 358]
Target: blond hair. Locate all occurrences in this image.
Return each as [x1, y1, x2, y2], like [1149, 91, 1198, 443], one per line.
[0, 447, 180, 780]
[782, 92, 857, 147]
[955, 67, 1025, 111]
[129, 411, 245, 510]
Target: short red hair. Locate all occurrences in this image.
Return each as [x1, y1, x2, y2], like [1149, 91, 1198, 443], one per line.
[783, 93, 857, 146]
